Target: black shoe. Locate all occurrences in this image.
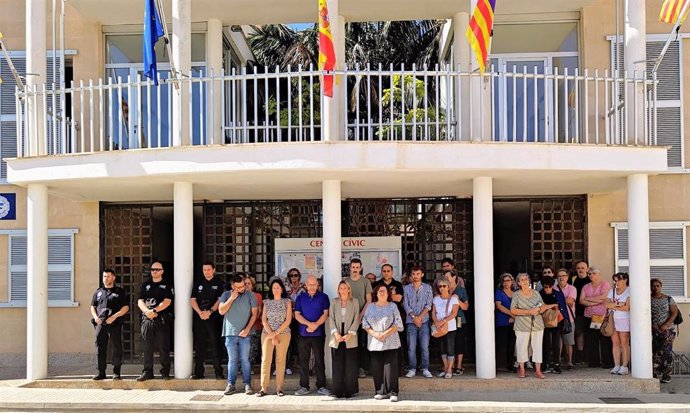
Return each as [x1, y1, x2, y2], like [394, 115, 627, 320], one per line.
[507, 366, 517, 373]
[161, 374, 172, 381]
[553, 365, 562, 374]
[92, 373, 106, 381]
[136, 373, 153, 382]
[190, 374, 204, 380]
[112, 374, 122, 381]
[661, 374, 671, 383]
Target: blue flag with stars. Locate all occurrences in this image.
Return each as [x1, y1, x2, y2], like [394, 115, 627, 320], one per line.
[143, 0, 164, 85]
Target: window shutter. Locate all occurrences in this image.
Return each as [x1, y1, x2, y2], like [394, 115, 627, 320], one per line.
[0, 56, 25, 179]
[617, 228, 628, 260]
[9, 235, 27, 301]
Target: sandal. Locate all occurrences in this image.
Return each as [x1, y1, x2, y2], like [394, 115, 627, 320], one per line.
[277, 390, 285, 397]
[518, 368, 526, 378]
[535, 371, 545, 379]
[256, 390, 267, 397]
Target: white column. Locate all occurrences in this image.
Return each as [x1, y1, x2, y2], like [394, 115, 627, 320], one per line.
[473, 177, 495, 379]
[26, 0, 47, 156]
[27, 184, 48, 380]
[206, 19, 223, 145]
[322, 180, 341, 378]
[172, 0, 191, 146]
[173, 182, 194, 379]
[627, 174, 652, 378]
[453, 12, 471, 140]
[624, 0, 646, 145]
[323, 0, 344, 141]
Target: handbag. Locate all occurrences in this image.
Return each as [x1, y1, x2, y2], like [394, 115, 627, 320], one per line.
[600, 311, 615, 337]
[542, 307, 559, 328]
[431, 297, 452, 338]
[668, 296, 684, 325]
[560, 305, 574, 335]
[590, 314, 604, 329]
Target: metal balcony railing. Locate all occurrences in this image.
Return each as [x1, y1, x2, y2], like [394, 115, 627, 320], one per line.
[15, 65, 657, 157]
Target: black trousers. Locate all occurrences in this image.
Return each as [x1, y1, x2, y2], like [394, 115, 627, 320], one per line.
[584, 317, 613, 366]
[95, 323, 122, 374]
[542, 327, 561, 366]
[371, 349, 399, 396]
[193, 316, 223, 377]
[495, 325, 516, 369]
[331, 343, 359, 397]
[298, 336, 326, 390]
[357, 326, 370, 372]
[142, 320, 171, 375]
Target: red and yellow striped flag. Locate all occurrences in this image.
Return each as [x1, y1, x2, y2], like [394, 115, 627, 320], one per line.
[318, 0, 336, 97]
[466, 0, 496, 74]
[660, 0, 689, 24]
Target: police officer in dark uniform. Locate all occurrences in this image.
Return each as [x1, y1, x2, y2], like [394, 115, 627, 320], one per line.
[136, 261, 174, 381]
[90, 269, 129, 380]
[190, 261, 225, 380]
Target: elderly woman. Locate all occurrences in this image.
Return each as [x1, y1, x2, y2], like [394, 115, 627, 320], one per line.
[362, 284, 404, 402]
[511, 273, 557, 379]
[554, 268, 577, 370]
[431, 278, 460, 378]
[495, 273, 516, 372]
[258, 278, 292, 397]
[539, 276, 569, 374]
[579, 267, 613, 368]
[605, 272, 630, 375]
[651, 278, 679, 383]
[244, 275, 263, 368]
[328, 281, 360, 399]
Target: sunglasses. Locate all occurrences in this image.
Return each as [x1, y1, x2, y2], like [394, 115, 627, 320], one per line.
[438, 285, 449, 289]
[151, 268, 163, 272]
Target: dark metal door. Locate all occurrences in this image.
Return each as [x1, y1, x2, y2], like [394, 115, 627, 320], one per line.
[530, 197, 587, 273]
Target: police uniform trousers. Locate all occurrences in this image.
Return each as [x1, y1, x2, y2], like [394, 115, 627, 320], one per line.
[95, 323, 123, 374]
[142, 317, 171, 376]
[193, 315, 223, 377]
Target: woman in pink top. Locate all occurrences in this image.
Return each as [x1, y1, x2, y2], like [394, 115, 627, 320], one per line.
[554, 269, 576, 369]
[579, 267, 613, 368]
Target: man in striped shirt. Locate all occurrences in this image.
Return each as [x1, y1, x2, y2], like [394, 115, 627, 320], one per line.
[402, 265, 433, 378]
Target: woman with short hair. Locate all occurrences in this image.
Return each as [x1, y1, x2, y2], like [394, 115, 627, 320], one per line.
[328, 281, 360, 399]
[511, 273, 557, 379]
[605, 272, 631, 375]
[362, 284, 404, 402]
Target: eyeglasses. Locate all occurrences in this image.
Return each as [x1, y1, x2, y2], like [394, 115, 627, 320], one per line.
[289, 273, 299, 277]
[438, 285, 449, 289]
[503, 279, 512, 282]
[151, 268, 163, 272]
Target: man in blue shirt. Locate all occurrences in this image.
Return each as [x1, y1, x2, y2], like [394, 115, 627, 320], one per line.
[402, 265, 433, 378]
[293, 275, 330, 396]
[219, 274, 258, 396]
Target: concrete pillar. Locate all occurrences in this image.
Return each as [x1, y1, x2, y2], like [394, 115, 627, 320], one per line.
[627, 174, 653, 378]
[624, 0, 646, 145]
[173, 182, 194, 379]
[453, 12, 471, 140]
[26, 0, 47, 156]
[473, 177, 496, 379]
[206, 19, 223, 145]
[323, 0, 344, 141]
[27, 184, 48, 380]
[172, 0, 191, 146]
[322, 180, 341, 378]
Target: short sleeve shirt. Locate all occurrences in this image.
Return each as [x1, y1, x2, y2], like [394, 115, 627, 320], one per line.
[91, 286, 128, 325]
[190, 277, 225, 312]
[510, 291, 545, 332]
[452, 286, 469, 324]
[345, 276, 373, 312]
[608, 287, 630, 321]
[294, 291, 330, 337]
[139, 279, 174, 317]
[582, 281, 610, 318]
[219, 290, 258, 337]
[494, 289, 513, 327]
[433, 295, 460, 331]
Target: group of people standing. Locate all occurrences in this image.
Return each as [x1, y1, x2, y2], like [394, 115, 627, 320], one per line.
[494, 261, 681, 383]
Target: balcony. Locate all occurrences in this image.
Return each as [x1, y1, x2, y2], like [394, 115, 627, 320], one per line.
[15, 65, 659, 157]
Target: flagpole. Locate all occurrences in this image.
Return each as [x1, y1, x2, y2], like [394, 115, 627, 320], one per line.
[0, 32, 26, 90]
[652, 0, 690, 75]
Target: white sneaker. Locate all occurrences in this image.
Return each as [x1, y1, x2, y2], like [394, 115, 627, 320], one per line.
[374, 393, 387, 400]
[422, 369, 433, 378]
[285, 368, 293, 376]
[405, 370, 416, 378]
[437, 371, 446, 378]
[317, 387, 331, 396]
[610, 365, 621, 375]
[525, 361, 534, 370]
[617, 366, 629, 375]
[390, 393, 399, 402]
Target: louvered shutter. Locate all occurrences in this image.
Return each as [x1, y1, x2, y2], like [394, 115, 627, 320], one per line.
[8, 231, 75, 303]
[615, 225, 686, 297]
[0, 56, 25, 179]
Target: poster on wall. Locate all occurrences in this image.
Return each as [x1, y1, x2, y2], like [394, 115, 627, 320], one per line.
[275, 237, 402, 282]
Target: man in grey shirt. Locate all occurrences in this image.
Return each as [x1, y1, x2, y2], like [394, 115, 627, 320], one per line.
[345, 258, 373, 377]
[219, 273, 258, 396]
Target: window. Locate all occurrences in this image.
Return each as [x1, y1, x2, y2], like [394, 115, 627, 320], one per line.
[4, 229, 78, 307]
[610, 36, 683, 168]
[613, 222, 687, 299]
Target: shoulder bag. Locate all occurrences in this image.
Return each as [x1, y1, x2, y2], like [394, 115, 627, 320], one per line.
[669, 296, 684, 325]
[431, 297, 452, 338]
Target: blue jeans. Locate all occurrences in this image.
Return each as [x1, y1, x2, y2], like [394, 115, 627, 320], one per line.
[406, 321, 430, 371]
[225, 335, 251, 385]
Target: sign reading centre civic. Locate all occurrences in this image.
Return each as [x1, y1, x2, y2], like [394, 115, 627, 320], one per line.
[0, 193, 16, 220]
[275, 237, 402, 281]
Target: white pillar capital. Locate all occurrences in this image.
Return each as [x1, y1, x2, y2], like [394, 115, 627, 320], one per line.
[174, 181, 194, 378]
[473, 177, 496, 379]
[627, 174, 653, 378]
[27, 184, 49, 380]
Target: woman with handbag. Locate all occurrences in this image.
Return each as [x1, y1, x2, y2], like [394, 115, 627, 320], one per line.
[579, 267, 613, 368]
[539, 277, 569, 374]
[604, 272, 630, 375]
[362, 284, 404, 402]
[554, 269, 577, 370]
[511, 273, 557, 379]
[651, 278, 679, 383]
[431, 279, 460, 378]
[328, 281, 360, 398]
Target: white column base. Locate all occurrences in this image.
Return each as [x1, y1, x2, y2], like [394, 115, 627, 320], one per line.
[174, 182, 194, 379]
[27, 184, 49, 380]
